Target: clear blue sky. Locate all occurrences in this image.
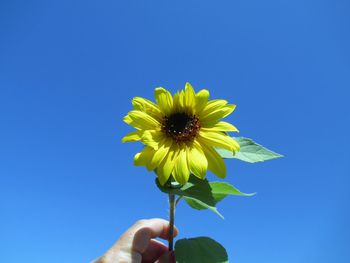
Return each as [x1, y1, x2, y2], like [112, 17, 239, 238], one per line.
[1, 0, 349, 262]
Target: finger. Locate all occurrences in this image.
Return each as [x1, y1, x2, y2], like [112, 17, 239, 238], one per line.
[131, 218, 178, 254]
[141, 239, 168, 262]
[119, 218, 179, 242]
[155, 251, 175, 263]
[135, 218, 179, 240]
[114, 218, 178, 256]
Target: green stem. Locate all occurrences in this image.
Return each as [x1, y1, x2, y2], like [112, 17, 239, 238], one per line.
[168, 193, 176, 251]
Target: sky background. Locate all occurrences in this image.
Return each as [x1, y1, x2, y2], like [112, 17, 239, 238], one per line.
[1, 0, 349, 262]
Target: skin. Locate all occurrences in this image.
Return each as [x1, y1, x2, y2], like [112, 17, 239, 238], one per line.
[94, 218, 178, 263]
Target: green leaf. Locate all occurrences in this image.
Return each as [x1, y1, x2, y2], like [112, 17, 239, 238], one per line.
[210, 181, 255, 201]
[184, 196, 224, 219]
[216, 137, 283, 163]
[157, 176, 224, 218]
[156, 176, 213, 202]
[183, 181, 254, 216]
[156, 176, 253, 218]
[175, 237, 228, 263]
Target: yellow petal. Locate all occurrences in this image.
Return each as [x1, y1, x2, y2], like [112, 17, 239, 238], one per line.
[200, 99, 228, 117]
[124, 110, 160, 130]
[201, 121, 239, 132]
[157, 144, 179, 185]
[149, 139, 172, 171]
[172, 92, 180, 112]
[134, 147, 155, 171]
[157, 164, 171, 186]
[154, 87, 173, 116]
[187, 141, 208, 179]
[195, 89, 210, 114]
[201, 143, 226, 178]
[200, 104, 236, 125]
[173, 147, 190, 185]
[123, 115, 132, 124]
[141, 130, 165, 150]
[184, 82, 196, 112]
[198, 130, 240, 152]
[173, 90, 185, 112]
[122, 130, 143, 142]
[132, 97, 162, 121]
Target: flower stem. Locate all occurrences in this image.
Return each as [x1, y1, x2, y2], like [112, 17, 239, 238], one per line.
[168, 193, 175, 251]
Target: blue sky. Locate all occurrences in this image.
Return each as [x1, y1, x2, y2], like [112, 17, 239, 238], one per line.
[1, 0, 349, 262]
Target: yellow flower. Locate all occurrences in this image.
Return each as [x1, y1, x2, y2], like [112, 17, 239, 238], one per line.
[122, 83, 240, 185]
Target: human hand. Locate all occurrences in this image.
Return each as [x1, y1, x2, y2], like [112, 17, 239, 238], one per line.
[93, 218, 178, 263]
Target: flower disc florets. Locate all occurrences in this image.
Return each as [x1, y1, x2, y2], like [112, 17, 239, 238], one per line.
[122, 82, 240, 185]
[162, 113, 200, 143]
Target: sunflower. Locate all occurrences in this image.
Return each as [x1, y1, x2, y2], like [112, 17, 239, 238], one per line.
[122, 83, 240, 185]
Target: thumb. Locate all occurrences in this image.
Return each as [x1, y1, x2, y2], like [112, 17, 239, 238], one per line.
[156, 251, 175, 263]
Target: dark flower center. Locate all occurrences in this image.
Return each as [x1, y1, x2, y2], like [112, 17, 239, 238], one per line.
[162, 112, 201, 142]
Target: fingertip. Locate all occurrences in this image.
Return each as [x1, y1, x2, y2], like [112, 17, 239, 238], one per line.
[173, 225, 179, 237]
[140, 218, 179, 239]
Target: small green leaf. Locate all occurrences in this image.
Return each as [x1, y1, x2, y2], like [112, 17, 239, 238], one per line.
[183, 181, 254, 216]
[210, 181, 255, 202]
[175, 237, 228, 263]
[156, 176, 253, 218]
[184, 196, 224, 219]
[156, 176, 224, 218]
[156, 176, 215, 205]
[216, 137, 283, 163]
